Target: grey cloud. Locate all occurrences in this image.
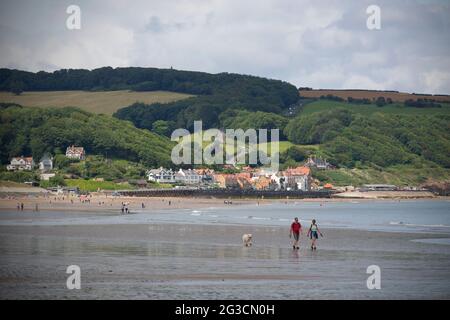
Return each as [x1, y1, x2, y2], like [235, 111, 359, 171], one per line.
[0, 0, 449, 94]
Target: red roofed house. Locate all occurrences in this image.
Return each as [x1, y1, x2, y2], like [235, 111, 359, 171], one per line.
[65, 145, 86, 160]
[236, 175, 253, 190]
[282, 166, 311, 191]
[214, 173, 255, 190]
[254, 176, 277, 190]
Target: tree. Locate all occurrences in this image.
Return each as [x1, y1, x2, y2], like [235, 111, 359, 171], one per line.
[10, 81, 24, 95]
[375, 97, 386, 107]
[152, 120, 173, 137]
[286, 146, 308, 162]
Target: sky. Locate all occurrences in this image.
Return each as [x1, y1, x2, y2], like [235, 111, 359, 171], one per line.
[0, 0, 449, 94]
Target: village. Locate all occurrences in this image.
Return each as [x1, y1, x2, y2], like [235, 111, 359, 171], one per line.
[3, 144, 422, 198]
[4, 144, 354, 192]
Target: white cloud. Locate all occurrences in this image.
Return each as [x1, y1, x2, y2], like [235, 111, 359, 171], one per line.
[0, 0, 449, 94]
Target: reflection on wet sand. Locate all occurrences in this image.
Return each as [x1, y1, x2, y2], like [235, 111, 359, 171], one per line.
[0, 210, 449, 299]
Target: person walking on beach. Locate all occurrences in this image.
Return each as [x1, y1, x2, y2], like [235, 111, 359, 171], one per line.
[289, 217, 302, 250]
[20, 203, 24, 211]
[307, 219, 323, 251]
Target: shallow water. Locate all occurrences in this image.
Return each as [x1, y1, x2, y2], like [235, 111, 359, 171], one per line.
[147, 200, 450, 234]
[2, 200, 449, 234]
[0, 200, 449, 299]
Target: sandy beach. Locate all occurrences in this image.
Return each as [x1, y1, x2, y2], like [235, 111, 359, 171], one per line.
[0, 191, 447, 215]
[0, 194, 251, 213]
[0, 199, 449, 299]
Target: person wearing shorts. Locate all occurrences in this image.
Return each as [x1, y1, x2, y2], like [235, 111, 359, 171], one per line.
[289, 217, 302, 250]
[307, 219, 323, 250]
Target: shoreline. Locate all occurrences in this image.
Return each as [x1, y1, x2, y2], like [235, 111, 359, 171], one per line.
[0, 193, 448, 214]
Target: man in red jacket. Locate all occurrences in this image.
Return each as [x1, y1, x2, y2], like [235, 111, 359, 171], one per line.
[290, 217, 302, 250]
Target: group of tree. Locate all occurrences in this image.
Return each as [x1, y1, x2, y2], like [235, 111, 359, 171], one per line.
[404, 99, 442, 108]
[284, 108, 450, 168]
[319, 94, 345, 102]
[219, 109, 289, 138]
[0, 67, 299, 134]
[114, 86, 298, 133]
[0, 104, 174, 167]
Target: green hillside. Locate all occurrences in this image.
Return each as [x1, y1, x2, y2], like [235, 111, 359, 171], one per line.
[1, 66, 449, 188]
[285, 105, 450, 167]
[301, 99, 450, 116]
[0, 104, 174, 167]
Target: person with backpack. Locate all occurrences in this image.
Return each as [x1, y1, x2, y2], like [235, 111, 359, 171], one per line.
[307, 219, 323, 250]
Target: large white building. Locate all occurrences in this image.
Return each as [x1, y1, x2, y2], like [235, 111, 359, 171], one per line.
[65, 146, 85, 160]
[146, 167, 176, 183]
[7, 157, 34, 171]
[175, 169, 203, 184]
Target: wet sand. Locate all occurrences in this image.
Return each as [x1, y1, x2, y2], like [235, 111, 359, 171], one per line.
[0, 211, 449, 299]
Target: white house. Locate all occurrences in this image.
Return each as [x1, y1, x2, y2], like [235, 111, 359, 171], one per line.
[39, 154, 53, 172]
[253, 167, 279, 178]
[40, 173, 56, 181]
[283, 174, 309, 191]
[7, 156, 34, 171]
[66, 145, 85, 160]
[281, 166, 311, 191]
[175, 169, 203, 184]
[146, 167, 176, 183]
[305, 156, 334, 170]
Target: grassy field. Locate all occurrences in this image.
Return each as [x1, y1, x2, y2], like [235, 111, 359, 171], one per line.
[299, 89, 450, 103]
[300, 99, 450, 116]
[0, 90, 194, 115]
[180, 132, 318, 157]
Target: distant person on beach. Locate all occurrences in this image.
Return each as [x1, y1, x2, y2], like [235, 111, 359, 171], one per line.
[307, 219, 323, 251]
[20, 203, 24, 211]
[17, 203, 20, 210]
[289, 217, 302, 250]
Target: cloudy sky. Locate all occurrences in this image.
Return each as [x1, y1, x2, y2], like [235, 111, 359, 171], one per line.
[0, 0, 449, 94]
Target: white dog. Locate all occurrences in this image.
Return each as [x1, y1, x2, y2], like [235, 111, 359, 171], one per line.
[242, 234, 253, 247]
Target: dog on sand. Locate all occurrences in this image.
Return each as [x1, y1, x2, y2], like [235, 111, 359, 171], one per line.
[242, 234, 253, 247]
